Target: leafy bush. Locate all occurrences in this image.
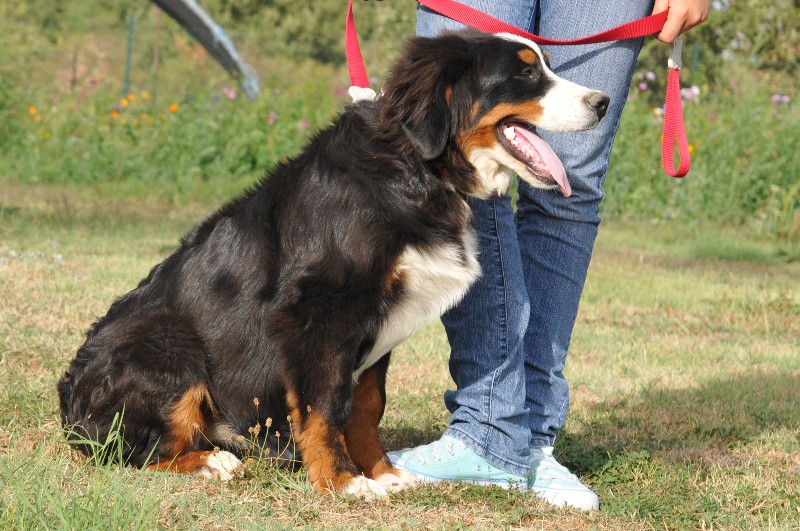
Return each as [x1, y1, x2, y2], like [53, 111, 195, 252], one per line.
[0, 0, 797, 246]
[633, 0, 799, 95]
[202, 0, 416, 66]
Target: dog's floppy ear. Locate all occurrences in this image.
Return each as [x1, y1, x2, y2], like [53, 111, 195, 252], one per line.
[380, 34, 474, 160]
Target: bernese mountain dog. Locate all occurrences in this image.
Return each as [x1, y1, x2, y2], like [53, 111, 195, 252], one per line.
[58, 29, 609, 497]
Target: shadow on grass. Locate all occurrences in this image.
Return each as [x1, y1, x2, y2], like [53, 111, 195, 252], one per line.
[382, 370, 800, 476]
[557, 370, 800, 475]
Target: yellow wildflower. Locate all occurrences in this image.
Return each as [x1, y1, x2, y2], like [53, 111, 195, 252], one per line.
[169, 103, 179, 113]
[28, 106, 37, 115]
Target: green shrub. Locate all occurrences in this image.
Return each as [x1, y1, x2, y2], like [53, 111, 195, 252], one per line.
[0, 0, 797, 246]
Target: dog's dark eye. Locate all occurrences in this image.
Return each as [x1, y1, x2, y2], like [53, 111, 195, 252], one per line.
[517, 67, 537, 80]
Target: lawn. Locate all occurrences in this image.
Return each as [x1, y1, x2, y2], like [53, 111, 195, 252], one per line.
[1, 1, 798, 527]
[1, 183, 797, 529]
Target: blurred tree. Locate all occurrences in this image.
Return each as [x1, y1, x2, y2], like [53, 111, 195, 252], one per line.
[202, 0, 416, 65]
[635, 0, 798, 90]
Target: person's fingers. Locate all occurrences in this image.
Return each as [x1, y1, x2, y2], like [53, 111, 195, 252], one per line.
[652, 0, 670, 17]
[656, 1, 688, 43]
[652, 0, 711, 44]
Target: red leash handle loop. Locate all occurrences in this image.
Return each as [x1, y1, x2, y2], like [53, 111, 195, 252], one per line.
[662, 37, 691, 177]
[662, 69, 691, 177]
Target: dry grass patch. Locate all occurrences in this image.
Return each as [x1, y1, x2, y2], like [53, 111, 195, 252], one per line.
[1, 188, 798, 529]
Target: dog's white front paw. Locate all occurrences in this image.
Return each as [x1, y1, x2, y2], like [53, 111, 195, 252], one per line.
[374, 469, 417, 492]
[344, 475, 389, 498]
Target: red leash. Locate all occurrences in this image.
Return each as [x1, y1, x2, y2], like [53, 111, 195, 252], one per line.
[346, 0, 691, 178]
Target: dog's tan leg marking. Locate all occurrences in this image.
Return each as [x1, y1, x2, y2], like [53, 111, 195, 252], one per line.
[286, 389, 387, 496]
[165, 383, 215, 455]
[343, 366, 416, 492]
[143, 385, 240, 480]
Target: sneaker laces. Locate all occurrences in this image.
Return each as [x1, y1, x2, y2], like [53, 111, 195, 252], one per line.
[531, 447, 583, 484]
[534, 458, 581, 482]
[403, 437, 465, 465]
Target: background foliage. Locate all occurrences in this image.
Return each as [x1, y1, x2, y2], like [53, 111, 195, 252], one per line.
[0, 0, 798, 249]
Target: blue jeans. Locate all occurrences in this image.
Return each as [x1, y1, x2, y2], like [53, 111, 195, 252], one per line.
[418, 0, 653, 476]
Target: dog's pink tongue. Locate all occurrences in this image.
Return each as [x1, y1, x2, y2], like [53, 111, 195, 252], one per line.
[514, 126, 571, 197]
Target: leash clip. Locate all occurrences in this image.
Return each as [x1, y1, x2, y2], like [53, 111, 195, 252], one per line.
[348, 86, 377, 102]
[668, 35, 683, 70]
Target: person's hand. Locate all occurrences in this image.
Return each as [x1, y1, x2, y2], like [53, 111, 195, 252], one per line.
[652, 0, 711, 43]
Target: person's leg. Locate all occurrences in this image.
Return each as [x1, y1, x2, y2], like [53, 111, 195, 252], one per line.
[393, 0, 653, 500]
[516, 0, 653, 511]
[441, 195, 531, 477]
[416, 0, 537, 37]
[389, 0, 538, 482]
[520, 0, 654, 449]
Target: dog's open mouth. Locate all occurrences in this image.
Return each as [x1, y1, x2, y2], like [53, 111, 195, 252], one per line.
[498, 122, 571, 197]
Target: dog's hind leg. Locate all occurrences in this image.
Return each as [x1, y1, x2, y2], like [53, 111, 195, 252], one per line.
[145, 383, 243, 481]
[342, 356, 416, 492]
[60, 311, 241, 480]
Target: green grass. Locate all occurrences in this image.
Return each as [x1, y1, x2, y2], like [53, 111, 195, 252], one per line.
[1, 185, 798, 529]
[1, 2, 799, 527]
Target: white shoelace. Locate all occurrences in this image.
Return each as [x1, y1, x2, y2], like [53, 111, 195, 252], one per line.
[536, 460, 578, 481]
[408, 437, 464, 465]
[532, 451, 583, 483]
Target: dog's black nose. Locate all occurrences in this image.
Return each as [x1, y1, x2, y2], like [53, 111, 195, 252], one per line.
[585, 92, 610, 120]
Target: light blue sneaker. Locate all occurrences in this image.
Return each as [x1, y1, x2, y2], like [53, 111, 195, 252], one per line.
[387, 435, 527, 489]
[529, 447, 600, 511]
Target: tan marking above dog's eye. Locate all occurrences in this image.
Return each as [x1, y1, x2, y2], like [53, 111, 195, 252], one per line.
[517, 49, 538, 64]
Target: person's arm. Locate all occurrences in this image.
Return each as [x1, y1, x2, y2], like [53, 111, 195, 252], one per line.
[652, 0, 712, 43]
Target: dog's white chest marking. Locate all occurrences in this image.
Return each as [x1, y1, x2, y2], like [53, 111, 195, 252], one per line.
[353, 229, 480, 381]
[469, 147, 515, 197]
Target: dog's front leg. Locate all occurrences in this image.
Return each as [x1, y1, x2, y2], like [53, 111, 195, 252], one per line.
[343, 355, 416, 492]
[285, 380, 388, 497]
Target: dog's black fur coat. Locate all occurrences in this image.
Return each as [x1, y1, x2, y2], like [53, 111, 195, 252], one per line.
[58, 30, 592, 489]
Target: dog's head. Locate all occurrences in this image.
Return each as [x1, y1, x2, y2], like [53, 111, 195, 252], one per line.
[380, 30, 609, 198]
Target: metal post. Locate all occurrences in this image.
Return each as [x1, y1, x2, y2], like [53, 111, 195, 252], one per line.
[123, 11, 136, 97]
